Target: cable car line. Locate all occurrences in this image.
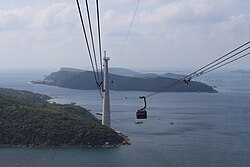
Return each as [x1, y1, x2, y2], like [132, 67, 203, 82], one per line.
[84, 0, 101, 85]
[187, 45, 250, 80]
[119, 0, 141, 59]
[143, 40, 250, 98]
[96, 0, 104, 90]
[187, 40, 250, 80]
[186, 45, 250, 81]
[192, 51, 250, 79]
[76, 0, 98, 83]
[134, 41, 250, 119]
[75, 0, 103, 97]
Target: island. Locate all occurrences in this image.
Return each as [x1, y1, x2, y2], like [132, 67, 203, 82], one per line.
[32, 67, 217, 93]
[0, 88, 127, 147]
[231, 70, 250, 74]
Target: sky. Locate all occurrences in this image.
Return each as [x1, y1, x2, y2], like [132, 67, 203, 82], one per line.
[1, 0, 250, 71]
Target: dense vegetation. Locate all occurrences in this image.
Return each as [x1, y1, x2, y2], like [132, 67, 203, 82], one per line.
[33, 68, 217, 93]
[0, 88, 124, 147]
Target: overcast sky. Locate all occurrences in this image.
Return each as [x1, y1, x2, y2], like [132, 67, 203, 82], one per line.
[1, 0, 250, 71]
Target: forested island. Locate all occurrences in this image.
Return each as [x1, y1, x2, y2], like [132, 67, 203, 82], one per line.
[0, 88, 126, 147]
[32, 67, 217, 93]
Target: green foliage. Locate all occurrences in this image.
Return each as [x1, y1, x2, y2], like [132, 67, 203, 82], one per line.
[0, 88, 123, 147]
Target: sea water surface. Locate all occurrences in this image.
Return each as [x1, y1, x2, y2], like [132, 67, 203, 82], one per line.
[0, 70, 250, 167]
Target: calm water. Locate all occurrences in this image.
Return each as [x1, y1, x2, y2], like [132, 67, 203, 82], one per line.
[0, 70, 250, 167]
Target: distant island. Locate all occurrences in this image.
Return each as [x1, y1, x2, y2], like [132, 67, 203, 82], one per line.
[231, 70, 250, 74]
[32, 67, 217, 93]
[0, 88, 127, 147]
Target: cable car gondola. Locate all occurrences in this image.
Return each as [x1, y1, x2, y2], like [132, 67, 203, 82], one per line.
[136, 96, 147, 119]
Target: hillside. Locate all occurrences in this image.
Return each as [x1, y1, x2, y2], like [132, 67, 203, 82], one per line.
[110, 68, 185, 79]
[109, 67, 141, 76]
[32, 68, 217, 93]
[0, 88, 124, 147]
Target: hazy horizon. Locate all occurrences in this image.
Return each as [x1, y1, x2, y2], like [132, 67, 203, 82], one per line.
[1, 66, 249, 76]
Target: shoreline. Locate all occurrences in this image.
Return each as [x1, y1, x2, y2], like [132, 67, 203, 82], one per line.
[0, 131, 130, 149]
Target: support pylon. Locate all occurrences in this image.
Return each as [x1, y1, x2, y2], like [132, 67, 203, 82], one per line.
[102, 51, 111, 127]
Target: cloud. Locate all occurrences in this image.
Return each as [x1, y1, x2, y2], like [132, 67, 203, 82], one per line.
[0, 3, 77, 32]
[102, 0, 232, 38]
[0, 2, 88, 69]
[108, 0, 134, 4]
[218, 14, 250, 35]
[1, 0, 250, 69]
[138, 0, 236, 25]
[100, 0, 250, 69]
[102, 0, 250, 41]
[0, 7, 33, 31]
[30, 3, 76, 30]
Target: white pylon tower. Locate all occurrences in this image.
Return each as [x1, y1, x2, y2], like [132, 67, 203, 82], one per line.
[102, 51, 111, 128]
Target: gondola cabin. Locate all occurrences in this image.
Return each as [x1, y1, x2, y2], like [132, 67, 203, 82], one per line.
[136, 96, 147, 119]
[136, 109, 147, 119]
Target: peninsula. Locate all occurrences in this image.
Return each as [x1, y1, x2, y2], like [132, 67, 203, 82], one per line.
[0, 88, 125, 147]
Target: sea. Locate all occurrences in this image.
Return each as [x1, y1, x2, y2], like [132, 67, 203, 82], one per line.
[0, 69, 250, 167]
